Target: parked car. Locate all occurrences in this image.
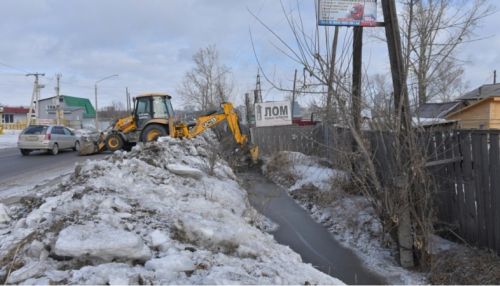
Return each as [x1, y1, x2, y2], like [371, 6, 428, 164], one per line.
[17, 125, 80, 156]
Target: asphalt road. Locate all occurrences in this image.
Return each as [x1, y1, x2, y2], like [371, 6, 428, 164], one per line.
[0, 147, 108, 195]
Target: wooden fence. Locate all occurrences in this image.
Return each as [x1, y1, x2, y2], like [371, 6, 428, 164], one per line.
[424, 130, 500, 253]
[250, 125, 316, 156]
[251, 124, 500, 254]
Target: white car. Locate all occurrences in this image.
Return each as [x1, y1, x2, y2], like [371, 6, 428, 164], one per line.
[17, 125, 80, 156]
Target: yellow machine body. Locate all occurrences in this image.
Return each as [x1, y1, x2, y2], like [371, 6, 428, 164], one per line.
[79, 94, 259, 162]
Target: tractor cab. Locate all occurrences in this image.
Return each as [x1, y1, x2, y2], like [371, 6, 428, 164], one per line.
[134, 94, 174, 129]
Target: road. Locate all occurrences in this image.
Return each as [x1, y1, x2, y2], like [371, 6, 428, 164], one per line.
[0, 147, 108, 201]
[241, 171, 387, 285]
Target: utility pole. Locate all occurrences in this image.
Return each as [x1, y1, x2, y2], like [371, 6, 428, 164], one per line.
[126, 87, 130, 112]
[381, 0, 414, 268]
[55, 73, 62, 125]
[352, 26, 363, 134]
[26, 73, 45, 126]
[291, 69, 298, 120]
[254, 70, 263, 103]
[95, 74, 119, 131]
[245, 93, 251, 125]
[494, 70, 497, 84]
[326, 26, 340, 123]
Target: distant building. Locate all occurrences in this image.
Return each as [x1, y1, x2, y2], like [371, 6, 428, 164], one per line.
[447, 96, 500, 129]
[415, 101, 466, 119]
[38, 95, 96, 129]
[1, 106, 29, 123]
[456, 83, 500, 103]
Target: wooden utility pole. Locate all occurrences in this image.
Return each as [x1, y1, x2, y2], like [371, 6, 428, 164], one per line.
[326, 26, 340, 123]
[382, 0, 411, 131]
[381, 0, 415, 268]
[291, 69, 298, 119]
[352, 26, 363, 133]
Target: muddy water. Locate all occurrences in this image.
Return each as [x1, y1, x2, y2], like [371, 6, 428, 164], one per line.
[240, 171, 386, 285]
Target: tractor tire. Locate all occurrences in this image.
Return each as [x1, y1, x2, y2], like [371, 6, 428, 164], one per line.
[106, 133, 124, 152]
[142, 124, 167, 142]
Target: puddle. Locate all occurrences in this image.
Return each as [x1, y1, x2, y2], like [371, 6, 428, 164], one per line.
[241, 171, 386, 285]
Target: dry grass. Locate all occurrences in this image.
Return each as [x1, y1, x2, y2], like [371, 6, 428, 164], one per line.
[430, 247, 500, 284]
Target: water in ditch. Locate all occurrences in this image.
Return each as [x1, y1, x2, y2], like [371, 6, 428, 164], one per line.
[240, 171, 387, 285]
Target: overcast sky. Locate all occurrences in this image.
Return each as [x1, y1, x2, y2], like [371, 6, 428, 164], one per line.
[0, 0, 498, 109]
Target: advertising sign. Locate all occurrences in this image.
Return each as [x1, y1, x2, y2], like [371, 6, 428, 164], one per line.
[254, 101, 292, 127]
[318, 0, 377, 27]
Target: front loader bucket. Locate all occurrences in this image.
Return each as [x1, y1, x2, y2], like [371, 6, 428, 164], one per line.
[78, 140, 99, 156]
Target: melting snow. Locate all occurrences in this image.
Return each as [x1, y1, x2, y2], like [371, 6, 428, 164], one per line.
[263, 151, 427, 284]
[0, 130, 20, 149]
[0, 133, 342, 284]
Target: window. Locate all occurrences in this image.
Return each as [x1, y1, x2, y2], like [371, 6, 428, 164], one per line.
[22, 125, 48, 135]
[51, 127, 65, 135]
[2, 114, 13, 123]
[136, 99, 150, 115]
[63, 128, 74, 136]
[152, 96, 168, 118]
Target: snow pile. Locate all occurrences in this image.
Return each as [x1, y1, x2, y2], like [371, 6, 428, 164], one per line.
[0, 133, 342, 284]
[263, 151, 426, 284]
[0, 129, 20, 149]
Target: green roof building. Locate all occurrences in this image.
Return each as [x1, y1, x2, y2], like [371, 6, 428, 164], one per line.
[39, 95, 96, 128]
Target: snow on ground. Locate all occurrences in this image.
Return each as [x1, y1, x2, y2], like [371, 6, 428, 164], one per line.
[0, 130, 20, 149]
[0, 133, 343, 285]
[263, 151, 427, 284]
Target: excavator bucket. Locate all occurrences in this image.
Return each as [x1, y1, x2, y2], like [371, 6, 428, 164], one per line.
[249, 145, 259, 164]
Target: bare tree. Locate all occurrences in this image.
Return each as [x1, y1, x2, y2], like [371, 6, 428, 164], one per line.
[428, 59, 469, 102]
[250, 0, 458, 269]
[178, 45, 233, 111]
[400, 0, 492, 106]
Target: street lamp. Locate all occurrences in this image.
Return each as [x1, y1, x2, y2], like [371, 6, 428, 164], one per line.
[94, 74, 118, 131]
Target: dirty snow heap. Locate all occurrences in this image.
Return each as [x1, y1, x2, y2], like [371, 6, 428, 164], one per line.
[0, 133, 342, 285]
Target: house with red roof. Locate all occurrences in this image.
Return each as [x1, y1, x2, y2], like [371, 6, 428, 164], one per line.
[1, 106, 29, 123]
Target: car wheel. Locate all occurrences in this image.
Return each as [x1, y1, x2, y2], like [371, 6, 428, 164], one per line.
[73, 141, 80, 152]
[141, 124, 167, 142]
[20, 149, 30, 156]
[51, 143, 59, 155]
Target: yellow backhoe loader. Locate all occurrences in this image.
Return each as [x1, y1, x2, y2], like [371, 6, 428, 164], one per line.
[79, 93, 259, 162]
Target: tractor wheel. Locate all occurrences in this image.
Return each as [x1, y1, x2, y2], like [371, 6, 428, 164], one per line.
[106, 133, 124, 152]
[142, 124, 167, 142]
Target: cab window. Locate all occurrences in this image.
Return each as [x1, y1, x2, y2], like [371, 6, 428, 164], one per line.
[136, 98, 151, 119]
[152, 96, 168, 118]
[165, 98, 174, 117]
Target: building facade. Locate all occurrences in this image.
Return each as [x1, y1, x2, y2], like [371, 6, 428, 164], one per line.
[38, 95, 96, 129]
[1, 106, 29, 123]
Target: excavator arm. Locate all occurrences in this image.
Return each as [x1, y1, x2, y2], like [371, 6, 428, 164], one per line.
[174, 102, 258, 162]
[187, 103, 247, 143]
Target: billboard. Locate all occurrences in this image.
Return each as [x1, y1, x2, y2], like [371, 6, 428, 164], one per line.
[254, 101, 292, 127]
[318, 0, 377, 27]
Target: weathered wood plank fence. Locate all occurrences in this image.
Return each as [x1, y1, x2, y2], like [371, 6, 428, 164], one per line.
[250, 124, 500, 254]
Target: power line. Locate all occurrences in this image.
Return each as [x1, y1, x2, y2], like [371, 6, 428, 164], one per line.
[0, 61, 29, 74]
